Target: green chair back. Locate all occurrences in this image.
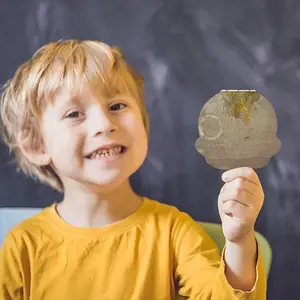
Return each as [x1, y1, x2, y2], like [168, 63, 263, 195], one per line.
[199, 222, 272, 277]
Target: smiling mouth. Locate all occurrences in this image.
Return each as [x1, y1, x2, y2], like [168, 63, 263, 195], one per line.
[86, 146, 127, 160]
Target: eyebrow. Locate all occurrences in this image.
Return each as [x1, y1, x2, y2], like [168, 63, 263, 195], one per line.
[56, 92, 134, 110]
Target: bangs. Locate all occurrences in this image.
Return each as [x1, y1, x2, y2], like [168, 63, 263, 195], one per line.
[28, 40, 143, 116]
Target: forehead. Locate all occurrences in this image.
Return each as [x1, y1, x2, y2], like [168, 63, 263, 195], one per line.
[36, 53, 141, 113]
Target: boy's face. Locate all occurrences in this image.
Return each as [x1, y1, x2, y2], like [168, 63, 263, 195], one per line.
[38, 84, 148, 192]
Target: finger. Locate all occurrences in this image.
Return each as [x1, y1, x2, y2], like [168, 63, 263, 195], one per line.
[219, 188, 252, 207]
[222, 167, 260, 187]
[221, 177, 260, 197]
[220, 182, 227, 194]
[220, 200, 253, 219]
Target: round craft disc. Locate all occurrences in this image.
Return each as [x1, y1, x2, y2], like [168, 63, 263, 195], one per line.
[195, 90, 281, 170]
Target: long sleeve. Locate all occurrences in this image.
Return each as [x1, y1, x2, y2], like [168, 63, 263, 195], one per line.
[172, 213, 267, 299]
[0, 232, 24, 300]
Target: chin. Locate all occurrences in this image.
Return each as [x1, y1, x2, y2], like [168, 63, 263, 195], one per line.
[86, 169, 132, 191]
[88, 178, 129, 194]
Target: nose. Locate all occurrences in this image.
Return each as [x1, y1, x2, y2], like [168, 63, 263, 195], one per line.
[88, 108, 118, 136]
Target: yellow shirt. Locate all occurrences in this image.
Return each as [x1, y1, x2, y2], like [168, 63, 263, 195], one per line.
[0, 198, 266, 300]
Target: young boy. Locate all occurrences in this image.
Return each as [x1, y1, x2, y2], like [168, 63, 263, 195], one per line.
[0, 39, 266, 299]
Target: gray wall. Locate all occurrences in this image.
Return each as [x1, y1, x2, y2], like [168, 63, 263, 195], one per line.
[1, 1, 299, 299]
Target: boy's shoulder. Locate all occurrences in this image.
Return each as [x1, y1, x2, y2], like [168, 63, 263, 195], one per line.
[146, 198, 210, 243]
[1, 204, 54, 246]
[145, 197, 195, 224]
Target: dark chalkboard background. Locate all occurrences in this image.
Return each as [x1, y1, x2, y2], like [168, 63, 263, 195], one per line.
[1, 1, 299, 299]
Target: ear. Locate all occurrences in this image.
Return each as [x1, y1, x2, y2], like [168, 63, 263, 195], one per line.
[18, 131, 52, 166]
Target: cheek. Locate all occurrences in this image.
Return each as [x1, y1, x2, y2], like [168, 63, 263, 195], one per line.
[124, 115, 148, 151]
[134, 127, 148, 159]
[128, 117, 147, 142]
[121, 111, 141, 133]
[44, 126, 84, 158]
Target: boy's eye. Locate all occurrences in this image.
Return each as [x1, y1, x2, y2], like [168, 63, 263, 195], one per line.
[109, 103, 127, 111]
[66, 111, 83, 119]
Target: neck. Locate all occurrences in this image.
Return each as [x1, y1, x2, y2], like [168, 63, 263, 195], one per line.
[56, 179, 143, 228]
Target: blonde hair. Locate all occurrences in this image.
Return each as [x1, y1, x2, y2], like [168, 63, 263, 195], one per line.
[0, 39, 150, 192]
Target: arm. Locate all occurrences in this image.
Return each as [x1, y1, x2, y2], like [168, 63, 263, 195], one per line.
[0, 232, 24, 300]
[224, 231, 258, 291]
[219, 167, 267, 293]
[173, 215, 266, 300]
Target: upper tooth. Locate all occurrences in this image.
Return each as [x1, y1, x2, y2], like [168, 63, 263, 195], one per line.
[90, 146, 122, 158]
